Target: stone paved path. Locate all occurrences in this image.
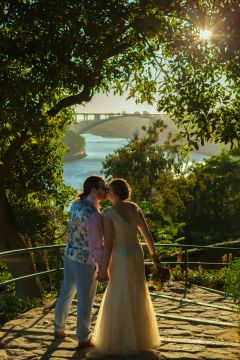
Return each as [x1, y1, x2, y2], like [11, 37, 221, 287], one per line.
[0, 282, 239, 359]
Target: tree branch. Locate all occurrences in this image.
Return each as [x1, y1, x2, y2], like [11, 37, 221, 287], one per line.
[47, 83, 94, 117]
[47, 41, 139, 117]
[47, 33, 144, 117]
[47, 17, 148, 118]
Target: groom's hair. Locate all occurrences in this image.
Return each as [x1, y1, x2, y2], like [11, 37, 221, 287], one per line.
[76, 175, 104, 200]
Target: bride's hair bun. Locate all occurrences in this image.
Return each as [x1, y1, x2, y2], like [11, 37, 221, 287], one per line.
[109, 178, 131, 200]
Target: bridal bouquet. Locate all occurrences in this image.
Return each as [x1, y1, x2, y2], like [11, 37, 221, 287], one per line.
[150, 253, 171, 287]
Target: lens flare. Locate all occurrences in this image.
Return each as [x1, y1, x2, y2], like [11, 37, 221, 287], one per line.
[199, 29, 212, 41]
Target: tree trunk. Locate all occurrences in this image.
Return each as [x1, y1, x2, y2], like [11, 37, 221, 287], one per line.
[0, 183, 41, 298]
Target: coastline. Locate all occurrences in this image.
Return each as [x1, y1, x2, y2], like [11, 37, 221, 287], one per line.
[63, 151, 86, 163]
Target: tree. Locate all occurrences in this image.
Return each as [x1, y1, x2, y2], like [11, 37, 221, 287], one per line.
[176, 149, 240, 244]
[0, 113, 74, 297]
[102, 120, 186, 200]
[127, 1, 240, 147]
[102, 120, 187, 244]
[1, 1, 240, 296]
[1, 0, 167, 296]
[102, 126, 240, 245]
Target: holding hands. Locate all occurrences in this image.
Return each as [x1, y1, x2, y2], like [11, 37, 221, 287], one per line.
[97, 269, 109, 282]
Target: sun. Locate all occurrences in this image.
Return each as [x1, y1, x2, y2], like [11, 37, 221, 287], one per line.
[199, 29, 212, 41]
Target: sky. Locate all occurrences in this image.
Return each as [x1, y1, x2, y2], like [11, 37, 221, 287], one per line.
[76, 91, 159, 114]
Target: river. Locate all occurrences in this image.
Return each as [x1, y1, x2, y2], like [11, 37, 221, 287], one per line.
[63, 133, 206, 190]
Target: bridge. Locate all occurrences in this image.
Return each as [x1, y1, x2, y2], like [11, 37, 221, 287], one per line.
[73, 112, 167, 134]
[75, 112, 162, 122]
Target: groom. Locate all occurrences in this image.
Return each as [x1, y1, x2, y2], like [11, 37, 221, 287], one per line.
[54, 175, 107, 348]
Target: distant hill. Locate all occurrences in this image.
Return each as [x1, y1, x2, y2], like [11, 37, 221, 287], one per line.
[62, 129, 86, 162]
[72, 115, 228, 157]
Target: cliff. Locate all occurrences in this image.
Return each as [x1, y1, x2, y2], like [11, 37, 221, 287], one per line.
[62, 129, 86, 162]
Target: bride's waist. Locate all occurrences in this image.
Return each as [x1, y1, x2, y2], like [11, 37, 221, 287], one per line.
[113, 243, 142, 252]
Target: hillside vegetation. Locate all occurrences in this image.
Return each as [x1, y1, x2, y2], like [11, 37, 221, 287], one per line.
[62, 130, 86, 162]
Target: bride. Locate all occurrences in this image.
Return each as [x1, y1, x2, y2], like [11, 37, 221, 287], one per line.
[87, 178, 160, 358]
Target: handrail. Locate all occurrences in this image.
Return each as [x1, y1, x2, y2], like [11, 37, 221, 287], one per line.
[0, 242, 239, 258]
[0, 244, 65, 258]
[0, 242, 239, 290]
[154, 243, 240, 251]
[0, 268, 64, 286]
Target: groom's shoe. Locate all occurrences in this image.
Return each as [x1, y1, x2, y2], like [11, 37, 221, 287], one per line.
[54, 330, 67, 338]
[76, 338, 93, 349]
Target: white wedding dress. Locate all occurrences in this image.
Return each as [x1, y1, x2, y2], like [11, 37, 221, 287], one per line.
[92, 207, 160, 355]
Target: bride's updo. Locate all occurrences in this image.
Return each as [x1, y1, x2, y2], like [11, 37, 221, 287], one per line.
[109, 178, 131, 200]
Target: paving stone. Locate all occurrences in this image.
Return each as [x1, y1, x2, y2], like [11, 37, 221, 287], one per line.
[199, 351, 237, 360]
[193, 333, 216, 339]
[204, 329, 225, 335]
[0, 349, 8, 359]
[158, 324, 177, 329]
[176, 325, 202, 332]
[161, 329, 193, 336]
[160, 344, 206, 353]
[180, 309, 204, 314]
[160, 352, 198, 359]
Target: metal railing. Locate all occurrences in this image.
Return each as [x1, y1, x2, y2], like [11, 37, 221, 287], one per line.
[0, 242, 239, 291]
[0, 244, 65, 289]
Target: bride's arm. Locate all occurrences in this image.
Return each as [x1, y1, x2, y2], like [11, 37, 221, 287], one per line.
[97, 215, 114, 281]
[137, 209, 160, 265]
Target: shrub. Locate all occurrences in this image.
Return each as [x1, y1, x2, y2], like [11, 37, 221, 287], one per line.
[0, 262, 15, 295]
[171, 266, 228, 291]
[0, 295, 42, 326]
[225, 258, 240, 306]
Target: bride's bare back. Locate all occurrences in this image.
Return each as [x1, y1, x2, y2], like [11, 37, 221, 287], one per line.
[112, 201, 138, 226]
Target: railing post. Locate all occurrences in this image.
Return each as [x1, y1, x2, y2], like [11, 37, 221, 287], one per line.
[184, 247, 188, 295]
[56, 247, 62, 293]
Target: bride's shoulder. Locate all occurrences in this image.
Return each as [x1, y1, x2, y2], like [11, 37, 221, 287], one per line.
[126, 201, 139, 211]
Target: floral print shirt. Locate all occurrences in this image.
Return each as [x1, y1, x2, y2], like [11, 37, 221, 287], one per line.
[65, 196, 103, 269]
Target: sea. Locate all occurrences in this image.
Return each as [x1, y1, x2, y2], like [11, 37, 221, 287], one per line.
[63, 133, 206, 191]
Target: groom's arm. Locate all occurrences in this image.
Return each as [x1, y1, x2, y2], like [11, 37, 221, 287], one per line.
[86, 212, 103, 270]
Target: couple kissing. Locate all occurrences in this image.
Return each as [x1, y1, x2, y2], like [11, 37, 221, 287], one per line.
[54, 175, 160, 359]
